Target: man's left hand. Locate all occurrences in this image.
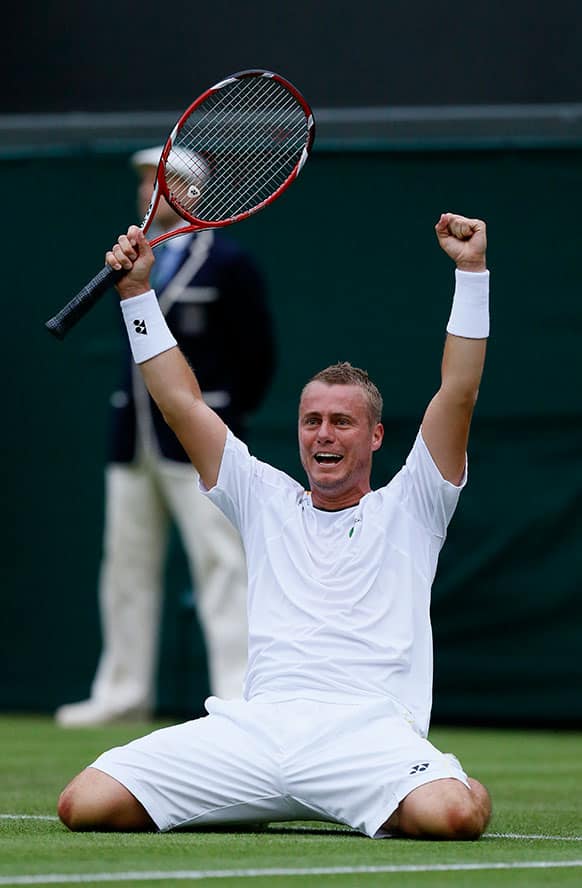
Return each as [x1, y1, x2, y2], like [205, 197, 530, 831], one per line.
[435, 213, 487, 272]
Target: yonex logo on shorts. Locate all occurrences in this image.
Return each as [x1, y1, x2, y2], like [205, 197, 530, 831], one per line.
[133, 319, 148, 335]
[409, 762, 430, 774]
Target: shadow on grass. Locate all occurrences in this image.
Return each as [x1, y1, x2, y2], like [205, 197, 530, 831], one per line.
[175, 823, 360, 838]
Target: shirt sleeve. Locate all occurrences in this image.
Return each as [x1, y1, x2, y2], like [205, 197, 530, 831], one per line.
[395, 429, 467, 537]
[199, 428, 296, 536]
[198, 430, 254, 533]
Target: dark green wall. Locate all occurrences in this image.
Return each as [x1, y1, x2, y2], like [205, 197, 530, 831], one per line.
[2, 148, 581, 724]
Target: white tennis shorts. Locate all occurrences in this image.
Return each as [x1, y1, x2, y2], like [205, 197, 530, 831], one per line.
[91, 696, 469, 838]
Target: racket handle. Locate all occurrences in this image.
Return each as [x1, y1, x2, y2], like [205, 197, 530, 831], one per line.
[45, 264, 125, 340]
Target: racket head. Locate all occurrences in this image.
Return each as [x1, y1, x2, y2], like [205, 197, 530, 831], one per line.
[45, 69, 314, 340]
[155, 69, 315, 231]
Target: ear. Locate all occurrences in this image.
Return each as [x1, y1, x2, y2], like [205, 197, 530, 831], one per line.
[371, 422, 384, 452]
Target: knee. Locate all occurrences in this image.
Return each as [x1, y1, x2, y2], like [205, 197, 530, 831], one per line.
[57, 781, 86, 831]
[57, 767, 155, 832]
[57, 768, 118, 832]
[437, 779, 492, 840]
[389, 777, 491, 841]
[442, 796, 487, 840]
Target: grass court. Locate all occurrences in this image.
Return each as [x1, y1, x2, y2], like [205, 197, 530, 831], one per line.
[1, 715, 580, 887]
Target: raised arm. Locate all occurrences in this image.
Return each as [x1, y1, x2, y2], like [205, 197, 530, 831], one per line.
[106, 225, 227, 489]
[421, 213, 489, 485]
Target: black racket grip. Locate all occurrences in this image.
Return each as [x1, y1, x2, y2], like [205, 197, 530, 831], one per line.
[45, 264, 125, 340]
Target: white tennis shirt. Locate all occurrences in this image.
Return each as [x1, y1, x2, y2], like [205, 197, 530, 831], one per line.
[203, 429, 466, 737]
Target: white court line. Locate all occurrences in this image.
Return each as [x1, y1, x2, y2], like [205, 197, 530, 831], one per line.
[0, 815, 58, 821]
[486, 832, 582, 842]
[2, 817, 582, 843]
[280, 827, 582, 842]
[0, 861, 581, 885]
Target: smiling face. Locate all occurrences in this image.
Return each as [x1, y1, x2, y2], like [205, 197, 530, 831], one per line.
[298, 381, 384, 510]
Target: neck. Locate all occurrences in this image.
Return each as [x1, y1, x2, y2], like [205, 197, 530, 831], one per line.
[310, 483, 371, 511]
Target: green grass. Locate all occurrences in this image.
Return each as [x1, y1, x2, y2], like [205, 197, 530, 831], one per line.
[0, 716, 581, 887]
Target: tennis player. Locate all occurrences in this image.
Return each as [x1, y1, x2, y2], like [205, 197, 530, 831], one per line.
[58, 212, 492, 839]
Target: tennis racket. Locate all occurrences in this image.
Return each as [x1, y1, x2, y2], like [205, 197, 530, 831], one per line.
[45, 69, 315, 339]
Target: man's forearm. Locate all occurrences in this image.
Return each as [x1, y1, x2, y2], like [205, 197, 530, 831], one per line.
[441, 268, 489, 400]
[118, 283, 226, 487]
[119, 287, 205, 415]
[439, 333, 487, 406]
[140, 346, 204, 424]
[134, 324, 227, 488]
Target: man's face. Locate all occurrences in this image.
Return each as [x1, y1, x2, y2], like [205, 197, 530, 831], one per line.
[298, 382, 384, 509]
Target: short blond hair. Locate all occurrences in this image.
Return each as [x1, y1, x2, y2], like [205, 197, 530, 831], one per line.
[302, 362, 383, 425]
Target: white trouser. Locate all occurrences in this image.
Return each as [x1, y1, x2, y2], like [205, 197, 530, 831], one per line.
[92, 697, 470, 837]
[91, 459, 248, 710]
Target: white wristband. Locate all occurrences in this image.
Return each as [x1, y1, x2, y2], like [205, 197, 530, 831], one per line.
[446, 269, 490, 339]
[120, 290, 177, 364]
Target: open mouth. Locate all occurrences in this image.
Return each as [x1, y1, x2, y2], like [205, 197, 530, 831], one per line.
[314, 452, 343, 465]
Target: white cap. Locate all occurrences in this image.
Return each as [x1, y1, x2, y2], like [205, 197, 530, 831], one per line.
[130, 145, 210, 187]
[130, 145, 164, 170]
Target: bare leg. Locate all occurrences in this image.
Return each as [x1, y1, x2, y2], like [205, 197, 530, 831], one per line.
[58, 767, 156, 832]
[383, 777, 491, 840]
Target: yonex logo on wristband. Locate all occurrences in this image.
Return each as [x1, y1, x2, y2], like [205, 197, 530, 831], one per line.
[121, 290, 176, 363]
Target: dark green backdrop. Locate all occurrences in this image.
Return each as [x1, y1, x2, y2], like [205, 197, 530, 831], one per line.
[2, 147, 581, 724]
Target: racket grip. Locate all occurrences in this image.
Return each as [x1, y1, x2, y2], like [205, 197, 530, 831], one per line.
[45, 264, 125, 340]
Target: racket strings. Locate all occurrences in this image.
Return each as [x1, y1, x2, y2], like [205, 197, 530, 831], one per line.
[179, 82, 302, 201]
[185, 103, 303, 217]
[165, 74, 309, 223]
[201, 88, 306, 214]
[174, 81, 305, 217]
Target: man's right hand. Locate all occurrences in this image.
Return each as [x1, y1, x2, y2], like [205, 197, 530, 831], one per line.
[105, 225, 155, 300]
